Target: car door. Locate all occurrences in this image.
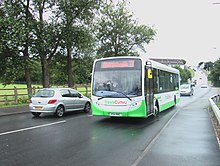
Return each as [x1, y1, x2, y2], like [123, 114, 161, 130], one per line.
[70, 90, 85, 110]
[59, 89, 74, 111]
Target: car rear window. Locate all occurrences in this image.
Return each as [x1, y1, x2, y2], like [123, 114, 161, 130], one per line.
[34, 90, 55, 97]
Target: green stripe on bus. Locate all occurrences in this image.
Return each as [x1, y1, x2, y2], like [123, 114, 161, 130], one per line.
[91, 100, 147, 118]
[159, 100, 176, 112]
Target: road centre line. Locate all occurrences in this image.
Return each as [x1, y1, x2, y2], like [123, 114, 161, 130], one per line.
[0, 120, 66, 136]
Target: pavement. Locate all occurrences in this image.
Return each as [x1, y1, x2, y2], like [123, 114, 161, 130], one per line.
[0, 105, 29, 116]
[138, 88, 220, 166]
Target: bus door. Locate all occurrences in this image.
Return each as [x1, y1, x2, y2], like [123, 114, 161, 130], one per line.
[145, 63, 154, 115]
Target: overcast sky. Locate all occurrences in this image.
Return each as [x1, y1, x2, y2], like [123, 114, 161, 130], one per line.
[126, 0, 220, 66]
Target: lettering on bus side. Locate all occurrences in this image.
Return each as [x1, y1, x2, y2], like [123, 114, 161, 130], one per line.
[105, 100, 128, 105]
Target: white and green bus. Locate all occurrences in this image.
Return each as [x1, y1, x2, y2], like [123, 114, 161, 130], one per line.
[91, 56, 180, 118]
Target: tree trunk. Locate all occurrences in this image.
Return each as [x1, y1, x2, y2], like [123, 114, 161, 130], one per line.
[24, 0, 32, 97]
[67, 48, 73, 87]
[41, 56, 50, 88]
[24, 46, 32, 97]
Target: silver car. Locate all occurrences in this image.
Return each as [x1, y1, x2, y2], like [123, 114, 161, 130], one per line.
[29, 88, 91, 117]
[180, 84, 194, 96]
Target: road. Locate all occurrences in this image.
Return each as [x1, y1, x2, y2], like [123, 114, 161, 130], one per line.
[0, 71, 220, 166]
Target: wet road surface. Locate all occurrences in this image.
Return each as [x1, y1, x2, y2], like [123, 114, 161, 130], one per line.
[0, 86, 219, 166]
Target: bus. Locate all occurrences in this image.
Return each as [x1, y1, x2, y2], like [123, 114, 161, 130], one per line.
[91, 56, 180, 118]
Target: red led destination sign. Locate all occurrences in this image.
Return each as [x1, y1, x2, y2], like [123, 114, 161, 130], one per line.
[101, 60, 134, 68]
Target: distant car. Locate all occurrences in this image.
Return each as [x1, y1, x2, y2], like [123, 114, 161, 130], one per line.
[29, 88, 91, 117]
[191, 82, 195, 87]
[201, 84, 208, 88]
[180, 84, 194, 96]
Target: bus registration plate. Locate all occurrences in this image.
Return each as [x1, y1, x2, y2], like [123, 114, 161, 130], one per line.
[109, 113, 122, 117]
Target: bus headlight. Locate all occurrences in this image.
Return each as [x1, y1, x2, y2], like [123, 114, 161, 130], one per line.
[130, 100, 142, 109]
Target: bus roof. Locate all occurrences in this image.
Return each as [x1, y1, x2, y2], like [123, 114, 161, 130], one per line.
[149, 59, 180, 74]
[94, 56, 179, 74]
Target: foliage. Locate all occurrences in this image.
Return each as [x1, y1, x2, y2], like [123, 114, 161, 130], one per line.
[0, 0, 156, 93]
[17, 96, 29, 104]
[173, 66, 192, 84]
[204, 61, 214, 71]
[0, 1, 30, 84]
[209, 58, 220, 87]
[72, 55, 94, 84]
[56, 0, 101, 87]
[95, 0, 156, 58]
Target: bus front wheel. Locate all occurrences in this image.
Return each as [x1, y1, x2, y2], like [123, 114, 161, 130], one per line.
[153, 105, 159, 117]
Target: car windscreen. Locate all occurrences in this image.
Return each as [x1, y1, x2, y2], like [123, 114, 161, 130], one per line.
[180, 85, 190, 89]
[34, 90, 55, 97]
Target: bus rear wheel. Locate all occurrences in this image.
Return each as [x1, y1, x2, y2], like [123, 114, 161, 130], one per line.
[174, 96, 177, 106]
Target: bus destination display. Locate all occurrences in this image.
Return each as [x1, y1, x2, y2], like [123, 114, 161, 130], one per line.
[101, 60, 134, 68]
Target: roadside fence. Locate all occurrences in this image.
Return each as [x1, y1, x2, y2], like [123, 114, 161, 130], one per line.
[0, 84, 91, 104]
[209, 94, 220, 125]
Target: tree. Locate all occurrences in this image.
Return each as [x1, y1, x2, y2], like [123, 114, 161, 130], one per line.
[56, 0, 102, 87]
[209, 59, 220, 87]
[173, 66, 192, 84]
[95, 1, 156, 58]
[72, 55, 94, 84]
[204, 61, 214, 71]
[31, 0, 60, 88]
[0, 0, 34, 96]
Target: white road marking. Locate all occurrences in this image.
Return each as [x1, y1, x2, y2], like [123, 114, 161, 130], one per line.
[0, 120, 66, 136]
[131, 109, 179, 166]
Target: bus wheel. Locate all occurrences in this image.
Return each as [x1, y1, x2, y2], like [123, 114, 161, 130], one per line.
[153, 105, 159, 117]
[174, 96, 177, 106]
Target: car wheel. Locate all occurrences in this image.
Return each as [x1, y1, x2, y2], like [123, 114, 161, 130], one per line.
[55, 105, 64, 118]
[32, 112, 41, 117]
[84, 102, 91, 113]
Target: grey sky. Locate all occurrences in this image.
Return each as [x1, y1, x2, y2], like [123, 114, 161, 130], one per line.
[127, 0, 220, 66]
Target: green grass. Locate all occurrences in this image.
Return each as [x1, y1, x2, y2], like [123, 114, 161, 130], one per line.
[0, 83, 42, 88]
[0, 83, 91, 106]
[0, 84, 42, 103]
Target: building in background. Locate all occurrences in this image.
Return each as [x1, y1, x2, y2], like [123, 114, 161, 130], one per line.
[149, 58, 186, 69]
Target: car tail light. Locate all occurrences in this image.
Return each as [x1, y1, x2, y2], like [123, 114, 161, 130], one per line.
[28, 99, 32, 103]
[48, 99, 57, 104]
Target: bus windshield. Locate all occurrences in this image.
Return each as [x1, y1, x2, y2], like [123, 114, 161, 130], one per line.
[92, 59, 142, 98]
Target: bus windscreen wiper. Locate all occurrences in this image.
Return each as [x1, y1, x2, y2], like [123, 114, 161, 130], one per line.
[110, 90, 132, 101]
[97, 90, 132, 101]
[98, 96, 106, 100]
